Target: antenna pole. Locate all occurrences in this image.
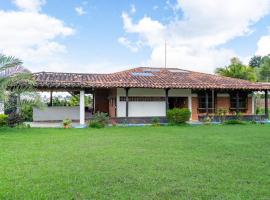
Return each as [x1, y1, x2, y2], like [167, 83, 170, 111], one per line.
[165, 40, 167, 68]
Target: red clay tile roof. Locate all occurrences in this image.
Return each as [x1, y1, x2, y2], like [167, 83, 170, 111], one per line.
[33, 67, 270, 90]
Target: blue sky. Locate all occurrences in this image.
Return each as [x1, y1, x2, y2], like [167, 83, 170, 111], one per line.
[0, 0, 270, 73]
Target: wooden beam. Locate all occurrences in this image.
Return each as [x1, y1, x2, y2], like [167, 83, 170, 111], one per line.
[212, 89, 215, 113]
[205, 91, 209, 115]
[49, 91, 53, 107]
[165, 88, 170, 115]
[236, 91, 240, 113]
[125, 88, 130, 118]
[265, 90, 269, 118]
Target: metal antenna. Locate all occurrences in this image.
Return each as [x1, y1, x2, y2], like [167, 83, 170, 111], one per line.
[165, 40, 167, 68]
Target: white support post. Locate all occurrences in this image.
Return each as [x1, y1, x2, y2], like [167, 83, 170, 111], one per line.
[80, 90, 85, 125]
[252, 94, 255, 114]
[188, 95, 192, 120]
[0, 101, 4, 114]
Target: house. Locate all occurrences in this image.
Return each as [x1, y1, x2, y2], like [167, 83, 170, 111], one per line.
[33, 67, 270, 124]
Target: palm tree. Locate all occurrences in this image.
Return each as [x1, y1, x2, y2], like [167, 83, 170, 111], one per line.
[0, 54, 36, 115]
[215, 57, 257, 82]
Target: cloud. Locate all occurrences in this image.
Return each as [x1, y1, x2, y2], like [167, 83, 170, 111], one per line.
[120, 0, 270, 73]
[130, 4, 136, 14]
[75, 6, 87, 16]
[0, 9, 74, 71]
[256, 34, 270, 56]
[12, 0, 46, 12]
[118, 37, 142, 52]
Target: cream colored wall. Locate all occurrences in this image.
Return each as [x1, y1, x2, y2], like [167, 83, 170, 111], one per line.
[116, 88, 192, 117]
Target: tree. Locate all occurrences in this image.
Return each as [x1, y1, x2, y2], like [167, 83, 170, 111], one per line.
[215, 57, 257, 82]
[249, 55, 262, 68]
[259, 56, 270, 82]
[0, 54, 42, 120]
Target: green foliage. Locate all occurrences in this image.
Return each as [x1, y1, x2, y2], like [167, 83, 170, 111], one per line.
[249, 55, 262, 68]
[215, 57, 257, 81]
[216, 108, 228, 122]
[50, 95, 91, 107]
[21, 104, 33, 121]
[223, 120, 245, 125]
[89, 112, 109, 128]
[0, 114, 8, 127]
[202, 116, 213, 125]
[259, 56, 270, 82]
[7, 113, 23, 127]
[62, 118, 72, 128]
[151, 117, 160, 126]
[167, 108, 191, 125]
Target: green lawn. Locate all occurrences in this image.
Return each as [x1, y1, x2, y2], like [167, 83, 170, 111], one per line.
[0, 125, 270, 199]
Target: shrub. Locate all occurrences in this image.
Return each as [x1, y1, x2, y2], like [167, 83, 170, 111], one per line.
[0, 114, 8, 127]
[151, 117, 160, 126]
[63, 118, 72, 128]
[21, 105, 33, 122]
[167, 108, 191, 125]
[89, 112, 109, 128]
[216, 108, 228, 122]
[202, 115, 213, 125]
[223, 120, 245, 125]
[7, 113, 23, 127]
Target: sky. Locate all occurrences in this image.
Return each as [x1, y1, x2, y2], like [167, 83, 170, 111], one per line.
[1, 0, 270, 74]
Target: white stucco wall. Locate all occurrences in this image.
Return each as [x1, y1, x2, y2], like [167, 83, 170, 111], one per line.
[116, 88, 192, 117]
[33, 106, 80, 121]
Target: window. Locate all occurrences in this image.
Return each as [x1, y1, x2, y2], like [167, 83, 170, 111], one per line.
[120, 96, 165, 102]
[197, 91, 215, 113]
[131, 72, 154, 77]
[230, 92, 247, 112]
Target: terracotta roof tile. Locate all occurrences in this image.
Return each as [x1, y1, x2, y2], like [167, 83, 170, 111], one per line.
[33, 67, 270, 90]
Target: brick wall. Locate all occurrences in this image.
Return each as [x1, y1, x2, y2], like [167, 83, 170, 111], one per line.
[191, 97, 198, 120]
[216, 97, 230, 111]
[192, 96, 253, 120]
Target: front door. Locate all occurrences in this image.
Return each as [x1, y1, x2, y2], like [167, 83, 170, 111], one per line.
[168, 97, 188, 109]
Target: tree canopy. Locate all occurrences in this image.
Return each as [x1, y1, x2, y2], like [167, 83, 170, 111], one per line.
[215, 57, 257, 82]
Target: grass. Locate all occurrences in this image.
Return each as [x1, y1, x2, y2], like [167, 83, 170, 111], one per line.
[0, 125, 270, 199]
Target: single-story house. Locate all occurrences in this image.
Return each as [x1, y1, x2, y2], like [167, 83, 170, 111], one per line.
[33, 67, 270, 124]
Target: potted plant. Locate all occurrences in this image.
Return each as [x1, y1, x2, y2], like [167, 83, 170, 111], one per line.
[63, 118, 72, 128]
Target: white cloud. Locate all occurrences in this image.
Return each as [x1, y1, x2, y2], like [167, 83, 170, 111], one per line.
[75, 6, 86, 16]
[120, 0, 270, 73]
[118, 37, 142, 52]
[256, 34, 270, 56]
[12, 0, 46, 12]
[0, 10, 74, 71]
[130, 4, 136, 14]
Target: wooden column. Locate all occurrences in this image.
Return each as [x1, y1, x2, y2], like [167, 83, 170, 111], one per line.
[265, 90, 269, 118]
[125, 88, 130, 118]
[236, 90, 240, 113]
[165, 88, 170, 115]
[211, 89, 215, 113]
[49, 91, 53, 107]
[205, 91, 209, 115]
[92, 89, 95, 114]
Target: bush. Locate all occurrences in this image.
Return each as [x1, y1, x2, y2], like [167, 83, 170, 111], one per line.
[63, 118, 72, 128]
[0, 114, 8, 127]
[223, 120, 245, 125]
[89, 112, 109, 128]
[216, 108, 228, 122]
[21, 105, 33, 122]
[7, 113, 23, 127]
[151, 117, 160, 126]
[167, 108, 191, 125]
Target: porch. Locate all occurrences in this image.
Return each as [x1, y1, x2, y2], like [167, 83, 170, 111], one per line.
[33, 87, 270, 124]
